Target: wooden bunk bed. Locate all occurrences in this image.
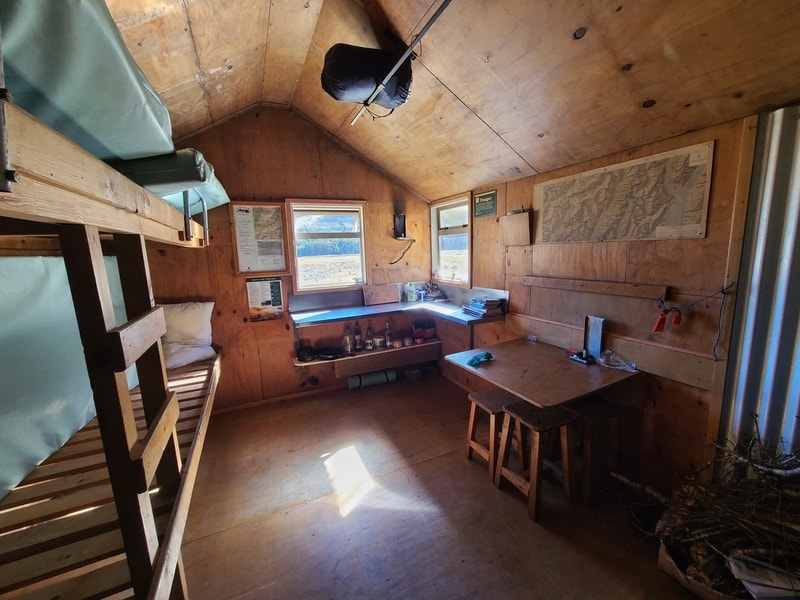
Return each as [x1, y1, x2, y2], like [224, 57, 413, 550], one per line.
[0, 99, 221, 598]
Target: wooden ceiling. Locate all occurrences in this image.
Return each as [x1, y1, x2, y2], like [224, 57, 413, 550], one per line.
[106, 0, 800, 202]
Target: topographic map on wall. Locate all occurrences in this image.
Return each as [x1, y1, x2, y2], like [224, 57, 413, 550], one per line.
[537, 142, 714, 243]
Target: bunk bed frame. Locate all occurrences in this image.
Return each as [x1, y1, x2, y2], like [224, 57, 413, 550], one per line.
[0, 98, 220, 598]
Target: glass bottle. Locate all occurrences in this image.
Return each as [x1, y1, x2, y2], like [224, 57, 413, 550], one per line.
[342, 324, 352, 355]
[384, 320, 392, 347]
[365, 321, 374, 350]
[353, 320, 363, 352]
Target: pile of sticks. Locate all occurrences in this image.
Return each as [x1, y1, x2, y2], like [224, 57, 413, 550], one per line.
[655, 445, 800, 598]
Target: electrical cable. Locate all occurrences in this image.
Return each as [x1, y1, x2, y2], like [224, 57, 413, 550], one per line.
[654, 282, 736, 359]
[657, 282, 736, 314]
[711, 286, 729, 361]
[366, 106, 395, 120]
[389, 238, 415, 265]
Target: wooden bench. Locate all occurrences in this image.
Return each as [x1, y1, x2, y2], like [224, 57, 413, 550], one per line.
[0, 355, 220, 599]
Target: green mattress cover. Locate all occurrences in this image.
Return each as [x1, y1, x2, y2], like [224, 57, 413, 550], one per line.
[108, 148, 230, 215]
[0, 0, 174, 160]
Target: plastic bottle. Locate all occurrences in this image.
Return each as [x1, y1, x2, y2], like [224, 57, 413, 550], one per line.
[353, 320, 363, 352]
[342, 324, 352, 355]
[406, 282, 416, 302]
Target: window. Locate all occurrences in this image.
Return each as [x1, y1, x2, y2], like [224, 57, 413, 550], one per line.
[288, 200, 367, 292]
[431, 194, 470, 285]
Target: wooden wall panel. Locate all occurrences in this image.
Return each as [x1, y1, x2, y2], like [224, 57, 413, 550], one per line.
[148, 106, 431, 410]
[435, 316, 477, 390]
[636, 377, 714, 490]
[527, 288, 724, 357]
[471, 184, 506, 290]
[504, 177, 535, 314]
[530, 242, 628, 281]
[491, 117, 758, 487]
[473, 321, 518, 348]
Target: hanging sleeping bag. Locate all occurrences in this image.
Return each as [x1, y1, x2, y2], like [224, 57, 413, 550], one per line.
[321, 43, 413, 109]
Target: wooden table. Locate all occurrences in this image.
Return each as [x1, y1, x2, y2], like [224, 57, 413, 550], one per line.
[444, 337, 639, 408]
[446, 338, 641, 505]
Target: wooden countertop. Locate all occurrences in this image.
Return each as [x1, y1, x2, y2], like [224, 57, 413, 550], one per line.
[290, 301, 503, 328]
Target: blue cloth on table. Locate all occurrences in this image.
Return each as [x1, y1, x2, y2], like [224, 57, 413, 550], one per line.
[467, 351, 493, 366]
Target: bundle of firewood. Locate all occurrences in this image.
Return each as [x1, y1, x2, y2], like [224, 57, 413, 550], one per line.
[655, 446, 800, 598]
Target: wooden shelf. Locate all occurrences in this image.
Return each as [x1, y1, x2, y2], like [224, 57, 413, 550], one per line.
[293, 339, 442, 378]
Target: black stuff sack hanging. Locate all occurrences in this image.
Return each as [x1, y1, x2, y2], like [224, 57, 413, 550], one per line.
[321, 43, 412, 109]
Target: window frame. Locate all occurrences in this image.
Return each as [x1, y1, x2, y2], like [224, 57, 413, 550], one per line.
[287, 199, 368, 294]
[430, 193, 471, 287]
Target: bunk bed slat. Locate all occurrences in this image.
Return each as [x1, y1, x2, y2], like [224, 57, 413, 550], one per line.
[0, 480, 115, 536]
[10, 557, 135, 600]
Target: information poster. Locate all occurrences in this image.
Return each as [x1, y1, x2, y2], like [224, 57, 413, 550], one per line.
[473, 189, 497, 217]
[246, 276, 284, 322]
[233, 204, 288, 273]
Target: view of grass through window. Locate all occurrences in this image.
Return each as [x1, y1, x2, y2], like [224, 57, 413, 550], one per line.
[296, 253, 363, 288]
[437, 248, 468, 282]
[293, 209, 365, 289]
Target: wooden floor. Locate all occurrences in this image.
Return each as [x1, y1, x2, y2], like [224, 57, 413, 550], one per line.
[182, 375, 693, 599]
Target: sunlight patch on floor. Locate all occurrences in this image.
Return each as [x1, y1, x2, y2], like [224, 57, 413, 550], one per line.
[322, 446, 375, 517]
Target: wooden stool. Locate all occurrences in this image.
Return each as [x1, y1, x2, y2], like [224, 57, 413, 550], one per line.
[466, 388, 525, 480]
[565, 396, 626, 506]
[494, 401, 578, 521]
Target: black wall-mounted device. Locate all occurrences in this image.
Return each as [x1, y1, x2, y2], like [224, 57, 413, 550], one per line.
[394, 214, 406, 239]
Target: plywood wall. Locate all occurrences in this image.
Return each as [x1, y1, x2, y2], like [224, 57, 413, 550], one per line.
[148, 104, 756, 492]
[147, 106, 431, 410]
[482, 117, 758, 489]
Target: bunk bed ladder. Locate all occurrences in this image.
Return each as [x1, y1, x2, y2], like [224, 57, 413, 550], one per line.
[59, 224, 189, 599]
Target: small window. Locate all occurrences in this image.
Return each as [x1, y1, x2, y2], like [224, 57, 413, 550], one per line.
[431, 194, 470, 285]
[288, 200, 367, 293]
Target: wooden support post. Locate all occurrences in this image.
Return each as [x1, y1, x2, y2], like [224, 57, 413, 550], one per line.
[59, 225, 159, 597]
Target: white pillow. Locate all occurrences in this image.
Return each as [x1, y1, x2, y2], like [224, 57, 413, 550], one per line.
[163, 342, 217, 369]
[161, 302, 214, 347]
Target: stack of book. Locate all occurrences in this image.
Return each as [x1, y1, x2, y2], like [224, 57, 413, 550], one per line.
[462, 296, 505, 318]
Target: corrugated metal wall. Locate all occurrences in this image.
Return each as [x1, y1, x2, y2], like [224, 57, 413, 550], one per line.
[720, 104, 800, 455]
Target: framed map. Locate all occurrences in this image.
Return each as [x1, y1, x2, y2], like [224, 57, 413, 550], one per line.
[536, 142, 714, 243]
[231, 202, 290, 275]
